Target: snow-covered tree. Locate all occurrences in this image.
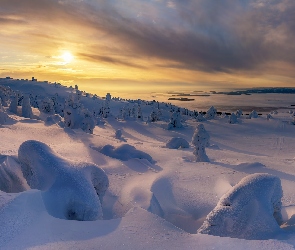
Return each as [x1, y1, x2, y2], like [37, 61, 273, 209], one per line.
[80, 109, 96, 134]
[229, 113, 237, 124]
[102, 103, 110, 118]
[150, 109, 159, 122]
[167, 110, 182, 129]
[137, 104, 142, 119]
[115, 129, 122, 139]
[191, 124, 210, 162]
[267, 113, 273, 120]
[40, 97, 54, 114]
[0, 99, 8, 124]
[198, 173, 283, 239]
[195, 113, 206, 122]
[9, 95, 18, 114]
[21, 95, 33, 118]
[236, 109, 243, 118]
[205, 106, 217, 120]
[105, 93, 111, 102]
[250, 110, 258, 118]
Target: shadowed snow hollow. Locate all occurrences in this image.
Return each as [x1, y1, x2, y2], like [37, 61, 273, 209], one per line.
[18, 140, 109, 221]
[198, 173, 283, 239]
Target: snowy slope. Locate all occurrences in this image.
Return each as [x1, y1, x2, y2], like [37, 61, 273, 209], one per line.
[1, 78, 295, 249]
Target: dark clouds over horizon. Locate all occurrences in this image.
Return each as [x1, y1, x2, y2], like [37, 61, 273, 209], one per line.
[0, 0, 295, 88]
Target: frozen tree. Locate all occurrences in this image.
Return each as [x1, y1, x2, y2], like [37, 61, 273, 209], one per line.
[115, 129, 122, 139]
[229, 113, 237, 124]
[18, 140, 109, 221]
[40, 97, 54, 114]
[236, 109, 243, 118]
[137, 104, 142, 119]
[205, 106, 217, 120]
[267, 113, 273, 120]
[64, 106, 80, 129]
[198, 173, 283, 240]
[29, 93, 39, 108]
[105, 93, 111, 102]
[0, 100, 8, 124]
[102, 100, 110, 118]
[150, 109, 159, 122]
[192, 124, 210, 162]
[131, 105, 137, 118]
[80, 109, 95, 134]
[21, 95, 33, 118]
[9, 95, 18, 114]
[0, 92, 8, 107]
[250, 110, 258, 118]
[167, 110, 182, 129]
[196, 113, 206, 122]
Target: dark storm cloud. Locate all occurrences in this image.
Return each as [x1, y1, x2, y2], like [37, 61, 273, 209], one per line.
[1, 0, 295, 74]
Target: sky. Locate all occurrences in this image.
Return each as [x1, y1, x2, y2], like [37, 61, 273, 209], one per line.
[0, 0, 295, 94]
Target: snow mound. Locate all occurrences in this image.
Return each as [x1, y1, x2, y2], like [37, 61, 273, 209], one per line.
[98, 144, 154, 163]
[198, 173, 283, 239]
[0, 155, 29, 193]
[166, 137, 189, 149]
[18, 140, 109, 221]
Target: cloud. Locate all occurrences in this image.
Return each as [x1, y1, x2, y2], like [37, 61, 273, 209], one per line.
[0, 0, 295, 83]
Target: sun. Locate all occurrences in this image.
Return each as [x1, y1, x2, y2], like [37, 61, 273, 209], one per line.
[61, 51, 74, 64]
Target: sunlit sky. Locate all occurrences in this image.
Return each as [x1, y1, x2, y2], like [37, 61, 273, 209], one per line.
[0, 0, 295, 94]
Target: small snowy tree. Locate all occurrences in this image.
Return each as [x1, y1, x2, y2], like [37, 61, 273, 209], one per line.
[205, 106, 217, 120]
[191, 124, 210, 162]
[250, 110, 258, 118]
[80, 109, 96, 134]
[40, 97, 54, 114]
[196, 113, 206, 122]
[167, 110, 182, 129]
[9, 95, 18, 114]
[229, 113, 237, 124]
[115, 129, 122, 139]
[236, 109, 243, 118]
[150, 109, 159, 122]
[21, 95, 33, 118]
[267, 113, 273, 120]
[137, 104, 142, 119]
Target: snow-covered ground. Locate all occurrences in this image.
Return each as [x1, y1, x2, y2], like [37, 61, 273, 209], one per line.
[1, 78, 295, 249]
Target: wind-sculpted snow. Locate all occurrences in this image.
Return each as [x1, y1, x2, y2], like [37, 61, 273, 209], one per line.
[99, 144, 154, 163]
[166, 137, 189, 149]
[0, 155, 29, 193]
[198, 173, 283, 239]
[18, 140, 109, 221]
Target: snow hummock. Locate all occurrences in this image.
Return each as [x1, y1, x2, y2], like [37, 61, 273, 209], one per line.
[98, 144, 154, 163]
[198, 173, 283, 239]
[18, 140, 109, 221]
[166, 137, 189, 149]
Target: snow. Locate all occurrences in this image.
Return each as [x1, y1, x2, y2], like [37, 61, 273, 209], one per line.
[166, 137, 190, 149]
[18, 140, 109, 221]
[1, 78, 295, 249]
[198, 173, 283, 239]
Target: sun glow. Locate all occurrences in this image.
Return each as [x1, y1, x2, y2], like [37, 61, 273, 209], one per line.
[61, 51, 74, 64]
